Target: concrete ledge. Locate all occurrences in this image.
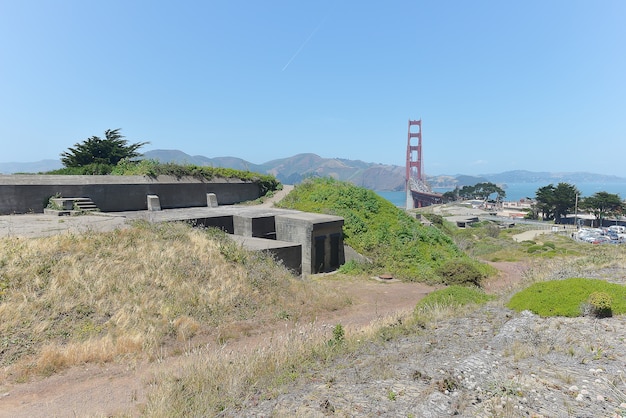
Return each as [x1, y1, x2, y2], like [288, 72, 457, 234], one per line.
[147, 195, 161, 211]
[229, 235, 302, 275]
[207, 193, 218, 208]
[0, 175, 261, 214]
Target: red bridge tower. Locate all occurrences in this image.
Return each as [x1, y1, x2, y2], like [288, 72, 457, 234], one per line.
[405, 119, 442, 209]
[406, 119, 423, 184]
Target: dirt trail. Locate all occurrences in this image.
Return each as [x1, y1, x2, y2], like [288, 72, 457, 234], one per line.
[0, 274, 448, 417]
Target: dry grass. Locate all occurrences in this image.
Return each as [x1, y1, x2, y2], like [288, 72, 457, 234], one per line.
[138, 231, 626, 416]
[143, 313, 409, 417]
[0, 221, 348, 381]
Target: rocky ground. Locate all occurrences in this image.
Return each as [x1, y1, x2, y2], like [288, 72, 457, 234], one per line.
[234, 305, 626, 418]
[230, 267, 626, 418]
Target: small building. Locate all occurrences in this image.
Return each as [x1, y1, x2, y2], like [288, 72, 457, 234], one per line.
[275, 212, 345, 275]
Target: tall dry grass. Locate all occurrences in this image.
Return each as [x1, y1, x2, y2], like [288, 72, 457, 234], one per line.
[143, 313, 410, 417]
[0, 221, 348, 380]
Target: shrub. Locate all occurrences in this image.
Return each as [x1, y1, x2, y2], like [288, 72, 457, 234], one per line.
[422, 213, 444, 226]
[435, 259, 485, 287]
[338, 260, 371, 275]
[47, 163, 114, 175]
[484, 224, 500, 238]
[46, 160, 281, 197]
[415, 286, 495, 311]
[327, 324, 345, 347]
[526, 245, 544, 254]
[586, 291, 613, 318]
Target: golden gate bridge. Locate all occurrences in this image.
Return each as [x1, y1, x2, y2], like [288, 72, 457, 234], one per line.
[405, 119, 443, 209]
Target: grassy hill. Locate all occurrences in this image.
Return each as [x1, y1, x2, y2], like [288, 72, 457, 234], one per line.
[276, 177, 492, 283]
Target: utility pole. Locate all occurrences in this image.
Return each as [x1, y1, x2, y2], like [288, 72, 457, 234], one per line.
[574, 193, 579, 229]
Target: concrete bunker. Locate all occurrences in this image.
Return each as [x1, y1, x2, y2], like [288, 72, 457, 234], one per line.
[120, 206, 345, 277]
[0, 175, 345, 276]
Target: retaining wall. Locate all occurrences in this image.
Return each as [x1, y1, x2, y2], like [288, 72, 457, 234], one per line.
[0, 175, 261, 214]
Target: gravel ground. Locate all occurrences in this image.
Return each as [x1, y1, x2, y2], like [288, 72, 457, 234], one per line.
[233, 304, 626, 418]
[233, 267, 626, 418]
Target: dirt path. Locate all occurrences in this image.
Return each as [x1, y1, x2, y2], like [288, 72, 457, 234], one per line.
[0, 273, 445, 417]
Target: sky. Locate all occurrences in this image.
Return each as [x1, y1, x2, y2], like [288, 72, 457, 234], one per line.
[1, 1, 625, 176]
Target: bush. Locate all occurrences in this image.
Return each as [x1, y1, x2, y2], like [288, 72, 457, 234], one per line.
[415, 286, 495, 311]
[422, 213, 444, 226]
[46, 163, 114, 175]
[484, 224, 500, 238]
[338, 260, 371, 275]
[586, 291, 613, 318]
[435, 259, 485, 287]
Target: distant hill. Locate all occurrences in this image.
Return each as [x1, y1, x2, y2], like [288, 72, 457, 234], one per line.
[0, 159, 62, 174]
[484, 170, 626, 184]
[143, 150, 407, 191]
[2, 150, 625, 191]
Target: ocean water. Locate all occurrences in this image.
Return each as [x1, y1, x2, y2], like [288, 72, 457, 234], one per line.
[376, 183, 626, 208]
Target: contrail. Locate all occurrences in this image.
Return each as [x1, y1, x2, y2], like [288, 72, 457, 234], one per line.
[281, 15, 328, 72]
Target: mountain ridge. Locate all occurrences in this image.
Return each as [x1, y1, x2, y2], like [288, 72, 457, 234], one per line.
[2, 150, 625, 191]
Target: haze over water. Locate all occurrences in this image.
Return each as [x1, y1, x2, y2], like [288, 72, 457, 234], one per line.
[378, 182, 626, 208]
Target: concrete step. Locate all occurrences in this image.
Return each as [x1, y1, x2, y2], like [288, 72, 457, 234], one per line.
[50, 197, 99, 212]
[74, 199, 99, 211]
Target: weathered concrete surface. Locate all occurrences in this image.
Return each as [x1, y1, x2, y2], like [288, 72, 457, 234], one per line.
[0, 213, 129, 238]
[0, 202, 344, 278]
[0, 175, 261, 214]
[229, 235, 302, 275]
[275, 212, 345, 275]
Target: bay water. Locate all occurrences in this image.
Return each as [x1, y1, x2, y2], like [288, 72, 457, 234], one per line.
[376, 183, 626, 208]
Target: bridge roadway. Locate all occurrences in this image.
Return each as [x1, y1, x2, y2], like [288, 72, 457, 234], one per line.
[410, 189, 443, 208]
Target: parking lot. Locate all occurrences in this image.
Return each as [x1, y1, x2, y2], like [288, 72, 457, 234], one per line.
[576, 226, 626, 244]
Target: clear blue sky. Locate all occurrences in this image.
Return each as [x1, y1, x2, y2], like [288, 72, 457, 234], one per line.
[1, 1, 625, 176]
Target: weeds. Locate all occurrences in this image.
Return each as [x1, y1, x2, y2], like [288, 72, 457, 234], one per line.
[0, 222, 348, 380]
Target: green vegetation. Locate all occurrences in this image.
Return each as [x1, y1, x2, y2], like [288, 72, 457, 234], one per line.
[48, 128, 280, 195]
[60, 128, 148, 169]
[507, 278, 626, 317]
[581, 191, 625, 227]
[431, 217, 581, 262]
[534, 182, 580, 222]
[415, 286, 495, 311]
[47, 158, 280, 196]
[587, 291, 613, 318]
[442, 182, 506, 203]
[277, 177, 491, 283]
[436, 259, 488, 286]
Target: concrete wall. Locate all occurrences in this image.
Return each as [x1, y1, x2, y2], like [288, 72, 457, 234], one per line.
[229, 235, 302, 275]
[233, 215, 276, 239]
[0, 175, 261, 214]
[275, 213, 344, 275]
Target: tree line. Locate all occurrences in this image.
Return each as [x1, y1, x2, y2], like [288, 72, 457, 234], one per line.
[529, 182, 623, 226]
[442, 181, 624, 226]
